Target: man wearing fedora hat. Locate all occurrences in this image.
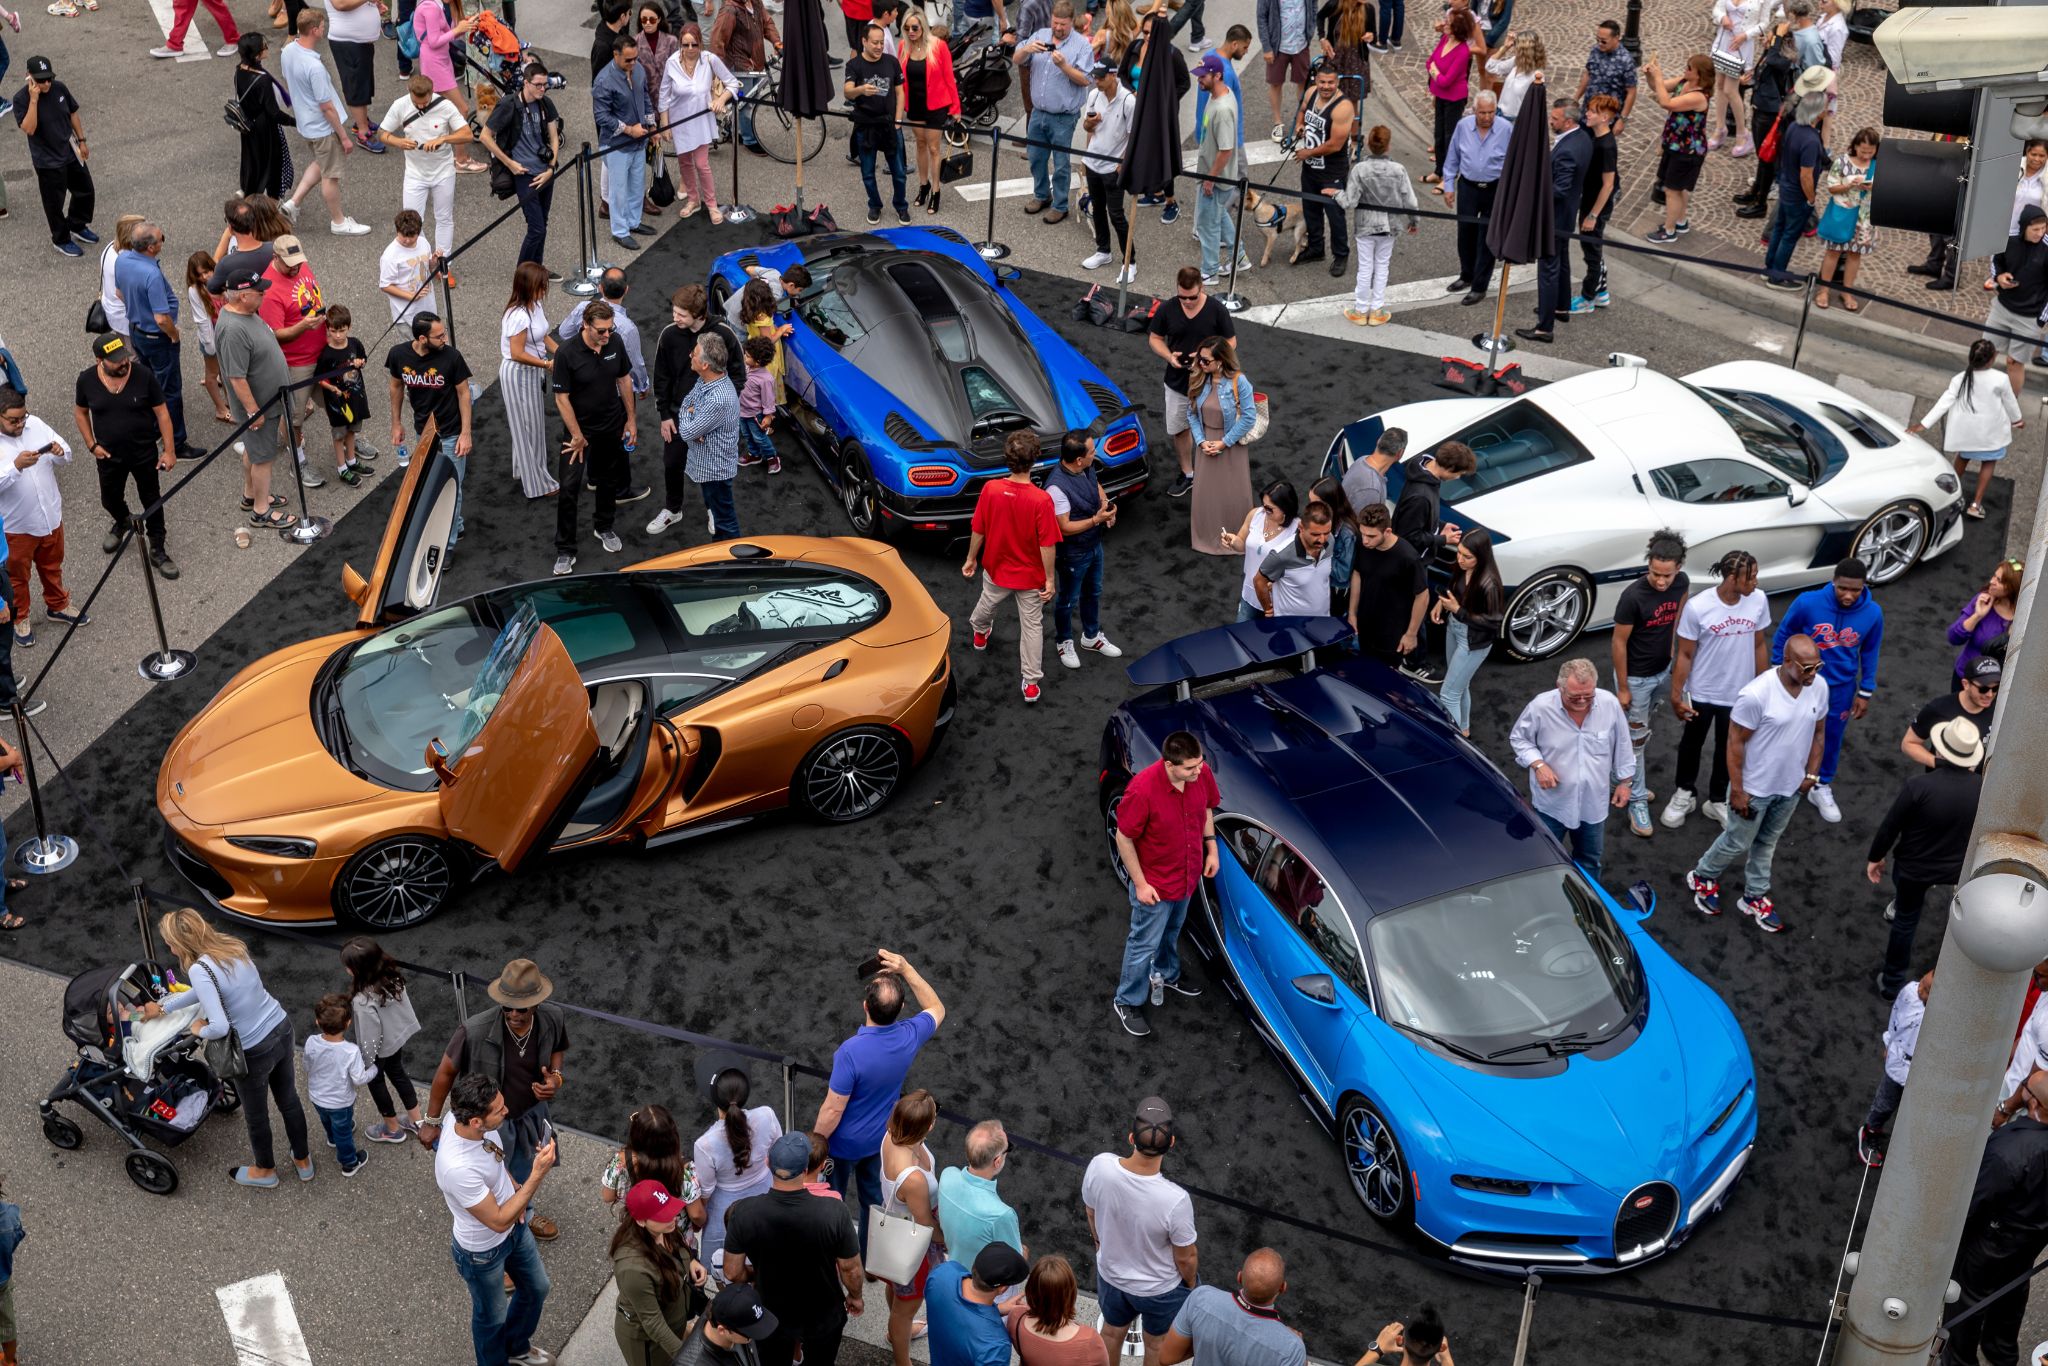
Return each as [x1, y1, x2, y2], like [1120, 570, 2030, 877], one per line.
[422, 958, 571, 1242]
[1868, 715, 1985, 999]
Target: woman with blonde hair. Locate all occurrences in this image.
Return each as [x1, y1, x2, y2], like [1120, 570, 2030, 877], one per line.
[139, 909, 311, 1189]
[96, 214, 148, 340]
[1482, 29, 1541, 117]
[879, 1089, 940, 1366]
[416, 0, 490, 171]
[1091, 0, 1138, 65]
[1316, 0, 1374, 101]
[899, 7, 959, 212]
[1707, 0, 1765, 155]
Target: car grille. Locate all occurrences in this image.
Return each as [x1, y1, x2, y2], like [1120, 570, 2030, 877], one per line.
[883, 412, 947, 453]
[923, 225, 973, 246]
[162, 822, 234, 903]
[1612, 1182, 1679, 1263]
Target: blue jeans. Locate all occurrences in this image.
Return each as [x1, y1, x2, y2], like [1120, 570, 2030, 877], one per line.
[1380, 0, 1403, 44]
[130, 329, 187, 447]
[1116, 885, 1192, 1006]
[697, 477, 739, 537]
[1764, 196, 1807, 283]
[606, 145, 646, 238]
[1166, 0, 1206, 43]
[423, 433, 465, 547]
[1195, 184, 1240, 277]
[1026, 108, 1081, 213]
[741, 420, 775, 460]
[1537, 810, 1607, 884]
[1053, 542, 1103, 644]
[734, 71, 763, 148]
[1624, 666, 1670, 826]
[826, 1150, 884, 1258]
[1438, 617, 1489, 733]
[1234, 598, 1260, 622]
[1691, 790, 1801, 899]
[513, 171, 555, 266]
[855, 125, 909, 217]
[315, 1101, 360, 1166]
[451, 1222, 550, 1366]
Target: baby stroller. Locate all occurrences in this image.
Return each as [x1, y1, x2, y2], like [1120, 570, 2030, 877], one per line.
[38, 961, 239, 1196]
[944, 18, 1013, 148]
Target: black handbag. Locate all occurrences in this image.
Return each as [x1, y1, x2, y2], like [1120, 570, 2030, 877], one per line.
[196, 961, 250, 1080]
[489, 157, 517, 200]
[939, 150, 972, 184]
[85, 297, 109, 334]
[649, 153, 678, 207]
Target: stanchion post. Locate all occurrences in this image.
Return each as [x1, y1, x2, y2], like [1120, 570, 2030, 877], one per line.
[452, 969, 470, 1024]
[1792, 271, 1817, 369]
[11, 699, 77, 875]
[1509, 1273, 1542, 1366]
[132, 880, 157, 963]
[782, 1060, 794, 1132]
[1217, 175, 1251, 312]
[976, 127, 1010, 261]
[585, 143, 616, 281]
[131, 515, 195, 682]
[726, 84, 757, 225]
[565, 147, 600, 298]
[276, 395, 333, 544]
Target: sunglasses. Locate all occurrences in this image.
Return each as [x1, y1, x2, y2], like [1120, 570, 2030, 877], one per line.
[1789, 661, 1822, 677]
[590, 326, 615, 338]
[679, 38, 700, 45]
[2003, 558, 2025, 572]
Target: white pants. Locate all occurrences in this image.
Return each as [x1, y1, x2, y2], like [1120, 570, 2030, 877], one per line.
[1352, 233, 1394, 310]
[402, 177, 456, 271]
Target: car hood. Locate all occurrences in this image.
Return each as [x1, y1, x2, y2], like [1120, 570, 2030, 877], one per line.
[160, 632, 388, 827]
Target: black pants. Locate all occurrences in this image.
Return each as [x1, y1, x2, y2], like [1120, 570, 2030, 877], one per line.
[1673, 701, 1734, 803]
[0, 569, 17, 708]
[366, 1044, 419, 1119]
[96, 452, 166, 551]
[239, 1023, 311, 1171]
[660, 433, 692, 513]
[1533, 247, 1568, 332]
[1085, 168, 1130, 258]
[1431, 95, 1464, 177]
[1744, 109, 1779, 202]
[1300, 164, 1348, 259]
[1454, 176, 1498, 288]
[514, 171, 555, 268]
[35, 160, 94, 248]
[842, 12, 865, 50]
[1943, 1255, 2033, 1366]
[1579, 208, 1611, 299]
[556, 430, 626, 554]
[1880, 877, 1945, 997]
[760, 1315, 847, 1366]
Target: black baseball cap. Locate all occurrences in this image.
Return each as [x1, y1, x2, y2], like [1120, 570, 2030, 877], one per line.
[25, 56, 52, 79]
[710, 1285, 780, 1341]
[1132, 1095, 1175, 1153]
[973, 1243, 1030, 1288]
[92, 332, 132, 364]
[223, 268, 272, 293]
[1968, 656, 2004, 686]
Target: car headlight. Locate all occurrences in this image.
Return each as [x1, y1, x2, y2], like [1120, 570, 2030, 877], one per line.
[1936, 472, 1960, 495]
[1451, 1174, 1533, 1196]
[225, 836, 318, 858]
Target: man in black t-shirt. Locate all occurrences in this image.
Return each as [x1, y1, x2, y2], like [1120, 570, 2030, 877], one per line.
[722, 1133, 864, 1366]
[1347, 504, 1428, 666]
[1146, 267, 1235, 499]
[1903, 656, 2001, 770]
[384, 311, 475, 549]
[550, 299, 636, 576]
[13, 56, 97, 255]
[1575, 94, 1622, 311]
[1610, 528, 1690, 839]
[74, 333, 178, 575]
[845, 24, 910, 226]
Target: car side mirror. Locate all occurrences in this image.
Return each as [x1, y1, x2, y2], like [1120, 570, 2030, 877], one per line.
[1787, 483, 1808, 508]
[425, 738, 457, 786]
[993, 263, 1022, 285]
[1626, 880, 1656, 919]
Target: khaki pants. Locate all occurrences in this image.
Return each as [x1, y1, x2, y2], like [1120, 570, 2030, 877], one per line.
[969, 572, 1046, 686]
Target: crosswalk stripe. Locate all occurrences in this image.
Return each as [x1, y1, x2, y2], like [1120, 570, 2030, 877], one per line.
[144, 0, 215, 58]
[217, 1272, 314, 1366]
[1235, 272, 1539, 324]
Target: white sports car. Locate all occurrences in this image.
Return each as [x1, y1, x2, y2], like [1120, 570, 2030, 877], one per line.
[1321, 357, 1967, 662]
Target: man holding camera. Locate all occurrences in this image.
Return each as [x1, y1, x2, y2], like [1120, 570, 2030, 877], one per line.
[1146, 269, 1235, 500]
[434, 1071, 560, 1366]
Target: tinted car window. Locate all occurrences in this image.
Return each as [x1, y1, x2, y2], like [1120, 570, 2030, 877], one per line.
[798, 290, 867, 350]
[1649, 458, 1786, 505]
[653, 566, 885, 640]
[1688, 384, 1821, 483]
[1258, 842, 1369, 997]
[1440, 400, 1594, 505]
[1219, 817, 1272, 873]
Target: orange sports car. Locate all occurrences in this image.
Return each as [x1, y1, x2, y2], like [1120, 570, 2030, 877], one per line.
[157, 449, 955, 929]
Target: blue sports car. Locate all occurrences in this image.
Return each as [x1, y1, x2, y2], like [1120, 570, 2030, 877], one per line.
[707, 228, 1150, 541]
[1096, 618, 1757, 1273]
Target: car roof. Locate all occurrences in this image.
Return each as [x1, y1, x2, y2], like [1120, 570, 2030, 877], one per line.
[1127, 658, 1564, 925]
[1522, 368, 1743, 475]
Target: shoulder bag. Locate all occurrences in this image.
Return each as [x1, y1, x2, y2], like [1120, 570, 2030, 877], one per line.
[865, 1200, 935, 1285]
[85, 245, 111, 334]
[196, 961, 251, 1080]
[1241, 377, 1270, 444]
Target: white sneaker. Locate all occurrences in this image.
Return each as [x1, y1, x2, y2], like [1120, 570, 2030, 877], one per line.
[1701, 800, 1731, 828]
[646, 508, 679, 535]
[279, 198, 299, 222]
[1057, 640, 1081, 670]
[597, 531, 623, 553]
[1082, 250, 1114, 270]
[706, 509, 716, 533]
[216, 42, 237, 55]
[1659, 789, 1696, 828]
[1081, 632, 1123, 658]
[329, 217, 372, 236]
[1808, 784, 1842, 823]
[552, 554, 576, 576]
[149, 44, 187, 57]
[1117, 264, 1137, 285]
[1235, 252, 1253, 272]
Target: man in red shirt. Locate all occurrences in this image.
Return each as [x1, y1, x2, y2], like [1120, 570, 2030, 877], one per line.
[1111, 730, 1219, 1037]
[963, 431, 1062, 703]
[258, 235, 329, 488]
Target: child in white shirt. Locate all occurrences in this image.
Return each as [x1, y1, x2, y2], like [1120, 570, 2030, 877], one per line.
[1860, 971, 1931, 1168]
[304, 993, 379, 1176]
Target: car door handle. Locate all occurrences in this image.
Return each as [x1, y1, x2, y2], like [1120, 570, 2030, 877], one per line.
[822, 658, 849, 680]
[1234, 905, 1260, 938]
[1291, 973, 1337, 1005]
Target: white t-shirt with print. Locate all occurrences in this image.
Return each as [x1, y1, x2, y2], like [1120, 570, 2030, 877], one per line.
[380, 236, 439, 324]
[1677, 589, 1771, 707]
[1729, 669, 1829, 799]
[378, 92, 467, 185]
[501, 303, 550, 363]
[1081, 1152, 1197, 1297]
[436, 1124, 517, 1252]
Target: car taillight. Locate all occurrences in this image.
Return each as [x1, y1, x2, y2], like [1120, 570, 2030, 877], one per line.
[1102, 428, 1139, 456]
[906, 466, 958, 488]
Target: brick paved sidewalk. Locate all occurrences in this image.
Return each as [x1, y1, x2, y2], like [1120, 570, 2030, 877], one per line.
[1361, 3, 1994, 348]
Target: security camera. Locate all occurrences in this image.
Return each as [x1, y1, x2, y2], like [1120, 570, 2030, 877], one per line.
[1875, 7, 2048, 93]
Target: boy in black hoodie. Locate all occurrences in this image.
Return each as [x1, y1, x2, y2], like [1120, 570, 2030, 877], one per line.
[1987, 204, 2048, 400]
[1390, 439, 1476, 680]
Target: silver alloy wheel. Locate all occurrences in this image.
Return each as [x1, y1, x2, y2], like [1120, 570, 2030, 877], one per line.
[803, 731, 903, 821]
[843, 475, 879, 535]
[1344, 1102, 1406, 1219]
[340, 838, 453, 929]
[1852, 503, 1931, 584]
[1506, 574, 1591, 660]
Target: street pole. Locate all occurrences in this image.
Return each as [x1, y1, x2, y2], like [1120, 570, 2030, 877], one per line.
[1622, 0, 1643, 57]
[1833, 452, 2048, 1365]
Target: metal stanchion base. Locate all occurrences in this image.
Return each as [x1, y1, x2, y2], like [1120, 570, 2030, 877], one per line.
[1216, 292, 1247, 313]
[976, 242, 1011, 261]
[563, 275, 601, 298]
[281, 515, 334, 544]
[724, 203, 758, 224]
[138, 649, 198, 682]
[1471, 331, 1516, 357]
[16, 835, 78, 875]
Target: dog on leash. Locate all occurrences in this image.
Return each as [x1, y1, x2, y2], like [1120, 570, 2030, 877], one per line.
[1246, 188, 1303, 269]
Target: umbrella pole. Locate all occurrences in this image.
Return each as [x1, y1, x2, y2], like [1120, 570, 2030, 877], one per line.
[1474, 261, 1515, 362]
[794, 116, 806, 219]
[1111, 190, 1137, 321]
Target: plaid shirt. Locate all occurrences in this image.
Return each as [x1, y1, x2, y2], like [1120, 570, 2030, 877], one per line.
[1582, 43, 1638, 102]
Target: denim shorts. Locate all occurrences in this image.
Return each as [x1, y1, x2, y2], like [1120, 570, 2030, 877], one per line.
[1097, 1277, 1190, 1336]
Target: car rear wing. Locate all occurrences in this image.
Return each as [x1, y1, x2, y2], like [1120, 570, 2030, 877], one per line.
[1126, 617, 1356, 701]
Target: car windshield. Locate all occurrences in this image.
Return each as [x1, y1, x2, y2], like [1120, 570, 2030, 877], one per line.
[1686, 383, 1820, 485]
[1366, 867, 1644, 1057]
[327, 601, 528, 789]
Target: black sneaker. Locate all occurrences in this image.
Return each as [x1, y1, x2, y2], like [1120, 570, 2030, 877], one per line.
[616, 484, 653, 504]
[1161, 976, 1202, 998]
[1167, 471, 1195, 498]
[866, 208, 882, 225]
[1398, 660, 1442, 683]
[340, 1153, 369, 1178]
[1113, 1001, 1152, 1037]
[1856, 1126, 1886, 1168]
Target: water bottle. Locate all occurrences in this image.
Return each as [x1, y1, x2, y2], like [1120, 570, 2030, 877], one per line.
[623, 432, 637, 454]
[1149, 972, 1165, 1008]
[395, 440, 410, 468]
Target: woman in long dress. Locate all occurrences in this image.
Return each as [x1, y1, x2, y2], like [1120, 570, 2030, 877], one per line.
[659, 22, 738, 222]
[500, 262, 559, 498]
[1186, 336, 1258, 556]
[233, 33, 294, 201]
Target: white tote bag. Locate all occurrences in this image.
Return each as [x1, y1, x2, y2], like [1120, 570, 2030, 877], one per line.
[865, 1205, 935, 1285]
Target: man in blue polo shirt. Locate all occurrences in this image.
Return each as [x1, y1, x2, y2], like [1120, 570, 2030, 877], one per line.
[926, 1243, 1029, 1366]
[812, 948, 947, 1253]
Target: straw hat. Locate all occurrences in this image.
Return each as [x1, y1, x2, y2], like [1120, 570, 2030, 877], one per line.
[1794, 65, 1834, 98]
[1930, 716, 1985, 771]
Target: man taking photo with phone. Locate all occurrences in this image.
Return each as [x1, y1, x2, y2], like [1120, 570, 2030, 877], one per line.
[435, 1071, 560, 1366]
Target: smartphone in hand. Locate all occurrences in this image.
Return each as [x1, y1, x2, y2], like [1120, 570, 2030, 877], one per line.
[856, 953, 884, 980]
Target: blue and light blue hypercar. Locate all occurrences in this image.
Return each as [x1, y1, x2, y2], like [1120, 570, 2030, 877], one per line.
[1097, 618, 1757, 1273]
[708, 228, 1150, 540]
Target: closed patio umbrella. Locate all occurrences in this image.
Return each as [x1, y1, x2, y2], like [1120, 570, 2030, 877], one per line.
[1479, 90, 1553, 360]
[778, 0, 833, 209]
[1112, 20, 1184, 314]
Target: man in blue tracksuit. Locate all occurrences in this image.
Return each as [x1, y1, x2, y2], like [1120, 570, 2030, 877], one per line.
[1773, 556, 1884, 825]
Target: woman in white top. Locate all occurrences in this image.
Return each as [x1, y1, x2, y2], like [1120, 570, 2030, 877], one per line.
[1219, 480, 1300, 619]
[185, 249, 234, 423]
[658, 23, 737, 224]
[1483, 31, 1543, 120]
[98, 213, 146, 338]
[501, 260, 558, 499]
[1662, 548, 1770, 829]
[2010, 139, 2048, 235]
[693, 1066, 782, 1282]
[1910, 339, 2025, 520]
[1708, 0, 1765, 155]
[878, 1090, 940, 1366]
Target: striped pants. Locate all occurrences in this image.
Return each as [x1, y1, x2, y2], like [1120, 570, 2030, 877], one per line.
[500, 359, 556, 498]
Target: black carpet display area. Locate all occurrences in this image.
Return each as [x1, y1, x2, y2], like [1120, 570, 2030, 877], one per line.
[6, 227, 2015, 1363]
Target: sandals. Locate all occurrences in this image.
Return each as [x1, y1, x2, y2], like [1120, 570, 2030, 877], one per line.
[46, 1, 78, 16]
[0, 911, 25, 932]
[709, 206, 724, 225]
[1842, 298, 1861, 313]
[1813, 291, 1830, 309]
[239, 494, 286, 513]
[1966, 502, 1987, 520]
[250, 508, 300, 529]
